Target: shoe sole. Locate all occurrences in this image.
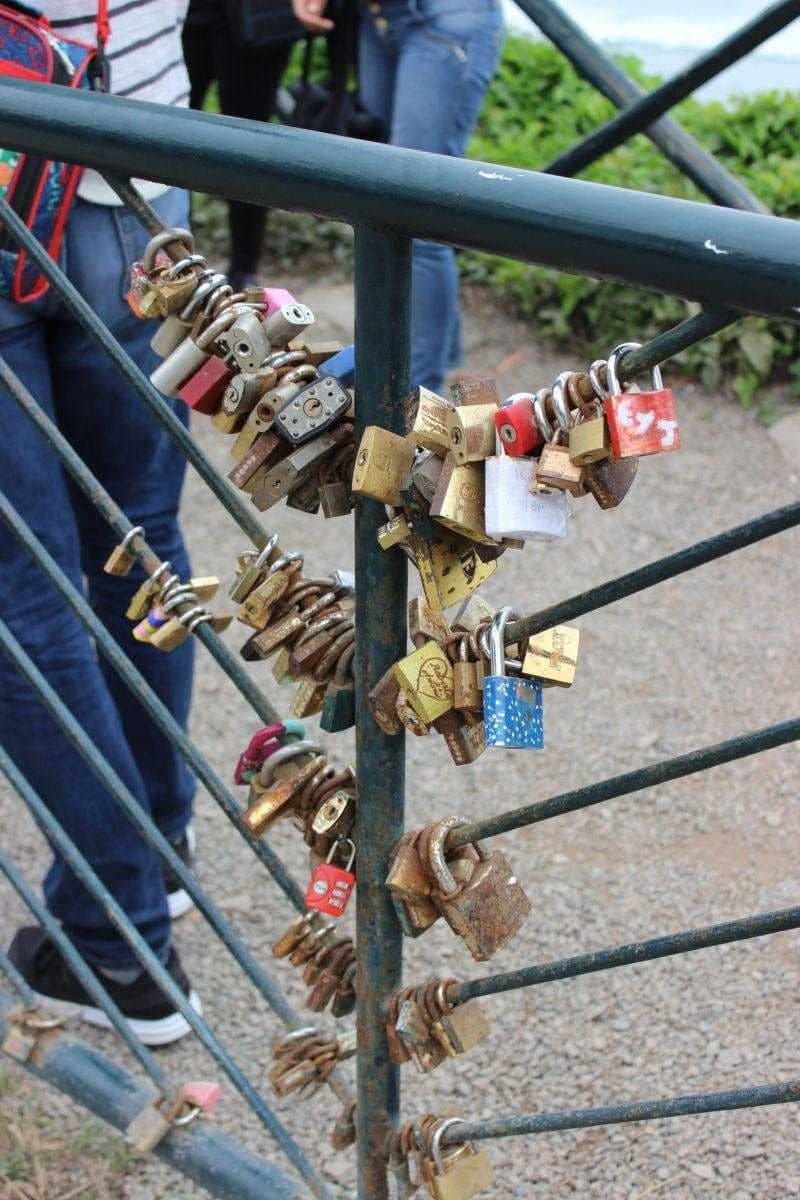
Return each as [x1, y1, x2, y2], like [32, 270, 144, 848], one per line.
[31, 988, 203, 1047]
[167, 888, 195, 920]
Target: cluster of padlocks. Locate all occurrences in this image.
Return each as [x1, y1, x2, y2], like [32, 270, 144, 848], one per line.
[119, 227, 684, 1195]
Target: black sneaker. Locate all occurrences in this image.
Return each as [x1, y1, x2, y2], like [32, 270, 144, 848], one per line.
[163, 822, 196, 920]
[8, 927, 202, 1047]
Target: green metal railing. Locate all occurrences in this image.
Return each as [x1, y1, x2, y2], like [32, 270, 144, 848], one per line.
[0, 3, 798, 1190]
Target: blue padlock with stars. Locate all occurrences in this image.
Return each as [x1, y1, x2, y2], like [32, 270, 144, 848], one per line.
[482, 606, 543, 749]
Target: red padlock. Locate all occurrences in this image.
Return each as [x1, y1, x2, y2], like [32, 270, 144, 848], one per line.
[494, 393, 544, 458]
[305, 838, 356, 917]
[602, 344, 680, 460]
[177, 355, 235, 415]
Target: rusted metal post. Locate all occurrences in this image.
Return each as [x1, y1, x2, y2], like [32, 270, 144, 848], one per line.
[353, 226, 410, 1199]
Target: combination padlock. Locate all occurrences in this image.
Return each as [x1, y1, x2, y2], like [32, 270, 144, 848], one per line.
[603, 342, 680, 459]
[305, 838, 356, 917]
[481, 607, 543, 749]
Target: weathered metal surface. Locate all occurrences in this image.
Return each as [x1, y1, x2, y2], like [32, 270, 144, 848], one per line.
[454, 902, 800, 1001]
[3, 86, 800, 316]
[515, 0, 770, 212]
[505, 498, 800, 646]
[353, 227, 410, 1200]
[0, 991, 309, 1200]
[447, 1079, 800, 1143]
[448, 714, 800, 849]
[546, 0, 800, 176]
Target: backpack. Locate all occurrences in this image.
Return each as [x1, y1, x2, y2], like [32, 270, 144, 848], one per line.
[0, 0, 109, 302]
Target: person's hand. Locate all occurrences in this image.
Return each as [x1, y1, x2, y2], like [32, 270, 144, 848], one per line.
[292, 0, 335, 33]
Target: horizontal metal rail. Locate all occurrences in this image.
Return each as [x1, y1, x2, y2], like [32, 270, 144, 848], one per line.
[545, 0, 800, 177]
[514, 0, 769, 213]
[445, 1079, 800, 1143]
[0, 991, 309, 1200]
[0, 82, 797, 318]
[619, 309, 740, 381]
[448, 714, 800, 848]
[505, 498, 800, 645]
[453, 902, 800, 1002]
[0, 848, 169, 1090]
[0, 746, 332, 1200]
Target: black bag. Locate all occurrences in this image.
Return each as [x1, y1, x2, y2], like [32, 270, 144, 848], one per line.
[280, 0, 385, 141]
[225, 0, 305, 52]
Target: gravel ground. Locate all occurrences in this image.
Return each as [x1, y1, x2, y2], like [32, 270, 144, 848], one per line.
[1, 278, 799, 1200]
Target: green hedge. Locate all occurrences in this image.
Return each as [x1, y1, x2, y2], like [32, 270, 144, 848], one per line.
[194, 35, 800, 413]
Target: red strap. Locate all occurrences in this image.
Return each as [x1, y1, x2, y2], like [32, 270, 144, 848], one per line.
[96, 0, 109, 49]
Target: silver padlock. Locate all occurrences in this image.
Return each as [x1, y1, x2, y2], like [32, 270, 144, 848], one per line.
[485, 448, 569, 541]
[150, 307, 246, 396]
[150, 312, 193, 358]
[274, 375, 351, 446]
[263, 302, 314, 347]
[219, 309, 271, 373]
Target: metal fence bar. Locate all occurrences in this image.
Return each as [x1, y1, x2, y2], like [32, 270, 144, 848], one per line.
[0, 483, 305, 915]
[353, 228, 410, 1200]
[0, 948, 37, 1007]
[3, 83, 799, 317]
[446, 1079, 800, 1144]
[0, 194, 269, 551]
[0, 748, 332, 1200]
[449, 715, 800, 849]
[513, 0, 770, 213]
[505, 499, 800, 646]
[453, 902, 800, 1003]
[618, 309, 740, 381]
[0, 617, 306, 1032]
[545, 0, 800, 177]
[0, 848, 168, 1091]
[0, 991, 310, 1200]
[0, 354, 281, 731]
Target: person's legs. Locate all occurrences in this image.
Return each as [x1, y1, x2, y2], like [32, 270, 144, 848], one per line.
[381, 0, 505, 390]
[0, 301, 172, 971]
[213, 23, 292, 281]
[181, 9, 216, 112]
[52, 190, 196, 850]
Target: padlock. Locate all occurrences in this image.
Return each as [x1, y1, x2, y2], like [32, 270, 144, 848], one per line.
[150, 310, 193, 358]
[311, 788, 355, 838]
[452, 595, 494, 636]
[535, 426, 585, 496]
[316, 342, 355, 386]
[252, 426, 350, 510]
[494, 392, 544, 457]
[263, 301, 315, 346]
[426, 532, 497, 611]
[125, 561, 172, 621]
[433, 709, 486, 767]
[453, 639, 481, 712]
[228, 535, 279, 603]
[378, 512, 412, 551]
[482, 607, 543, 749]
[409, 596, 451, 650]
[368, 665, 404, 735]
[291, 677, 328, 718]
[522, 624, 580, 687]
[392, 640, 455, 725]
[428, 820, 531, 961]
[602, 342, 680, 458]
[447, 404, 497, 465]
[177, 354, 235, 415]
[424, 1120, 493, 1200]
[320, 644, 356, 733]
[103, 525, 144, 577]
[238, 567, 294, 631]
[431, 996, 491, 1057]
[569, 398, 610, 465]
[584, 449, 638, 509]
[408, 386, 455, 455]
[412, 451, 446, 504]
[430, 456, 496, 546]
[260, 285, 297, 314]
[274, 375, 351, 447]
[234, 721, 305, 784]
[485, 450, 568, 541]
[243, 746, 325, 834]
[150, 310, 243, 397]
[450, 376, 499, 407]
[144, 254, 203, 317]
[305, 838, 356, 916]
[218, 309, 270, 373]
[351, 426, 416, 505]
[395, 994, 449, 1073]
[228, 431, 288, 493]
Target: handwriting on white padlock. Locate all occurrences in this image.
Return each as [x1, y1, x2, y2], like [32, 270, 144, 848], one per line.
[485, 454, 568, 541]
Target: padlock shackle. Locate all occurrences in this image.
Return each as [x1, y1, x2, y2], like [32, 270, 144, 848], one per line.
[142, 226, 194, 272]
[606, 340, 664, 397]
[259, 740, 324, 784]
[431, 1118, 468, 1173]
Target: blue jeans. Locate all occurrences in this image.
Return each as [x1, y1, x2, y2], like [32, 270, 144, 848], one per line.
[359, 0, 504, 392]
[0, 190, 195, 968]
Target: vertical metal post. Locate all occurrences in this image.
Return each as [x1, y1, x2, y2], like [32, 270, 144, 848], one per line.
[353, 227, 411, 1199]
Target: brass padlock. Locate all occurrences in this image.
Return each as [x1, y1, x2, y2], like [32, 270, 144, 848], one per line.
[409, 596, 451, 650]
[103, 525, 144, 577]
[351, 426, 416, 505]
[431, 997, 491, 1057]
[453, 640, 481, 711]
[450, 377, 500, 408]
[430, 456, 496, 546]
[368, 666, 404, 735]
[432, 710, 485, 767]
[447, 405, 497, 465]
[522, 624, 580, 687]
[569, 399, 610, 465]
[424, 1120, 493, 1200]
[408, 386, 455, 456]
[535, 427, 586, 496]
[428, 533, 498, 610]
[392, 641, 455, 725]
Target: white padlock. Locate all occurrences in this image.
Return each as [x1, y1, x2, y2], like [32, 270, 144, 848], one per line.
[485, 450, 568, 541]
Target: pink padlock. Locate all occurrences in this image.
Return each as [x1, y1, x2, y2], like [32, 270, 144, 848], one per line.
[261, 287, 297, 317]
[179, 1080, 222, 1115]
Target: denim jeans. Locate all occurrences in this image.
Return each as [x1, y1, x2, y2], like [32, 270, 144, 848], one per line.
[359, 0, 504, 392]
[0, 190, 195, 968]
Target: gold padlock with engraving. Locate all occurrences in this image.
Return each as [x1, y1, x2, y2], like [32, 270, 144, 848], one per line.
[351, 426, 416, 505]
[407, 386, 455, 456]
[392, 640, 455, 725]
[430, 456, 496, 546]
[521, 624, 580, 687]
[447, 405, 497, 465]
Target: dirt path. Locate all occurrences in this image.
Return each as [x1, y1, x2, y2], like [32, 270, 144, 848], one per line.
[1, 280, 798, 1200]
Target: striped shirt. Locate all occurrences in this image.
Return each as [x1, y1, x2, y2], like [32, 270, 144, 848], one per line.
[45, 1, 190, 202]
